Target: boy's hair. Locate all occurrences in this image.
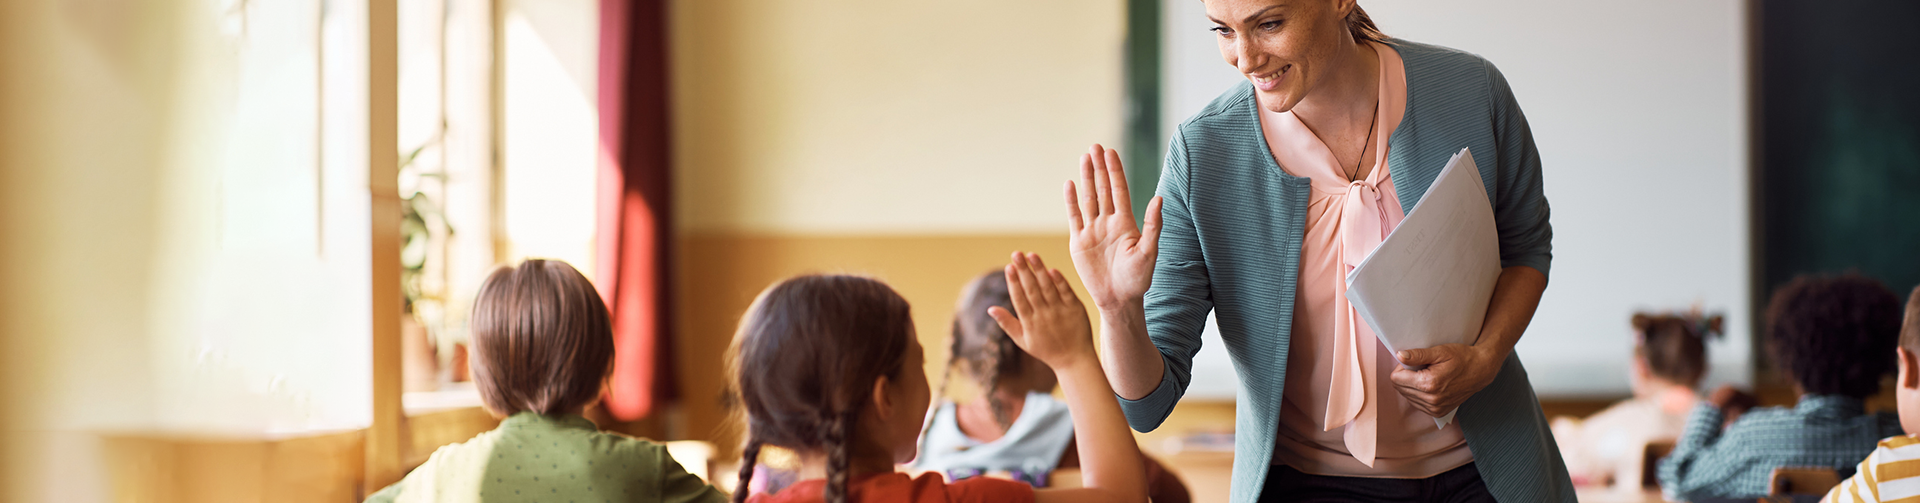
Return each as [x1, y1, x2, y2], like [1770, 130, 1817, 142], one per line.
[1631, 312, 1723, 387]
[1905, 285, 1920, 355]
[469, 259, 614, 416]
[1765, 273, 1903, 399]
[938, 270, 1027, 428]
[727, 275, 914, 503]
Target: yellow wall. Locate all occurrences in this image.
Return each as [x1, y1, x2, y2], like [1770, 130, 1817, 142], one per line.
[671, 0, 1126, 235]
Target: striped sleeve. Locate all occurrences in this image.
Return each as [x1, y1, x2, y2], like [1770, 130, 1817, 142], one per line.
[1830, 436, 1920, 503]
[1829, 447, 1881, 503]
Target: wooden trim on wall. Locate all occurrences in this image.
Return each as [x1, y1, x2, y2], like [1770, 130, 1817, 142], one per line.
[367, 0, 408, 491]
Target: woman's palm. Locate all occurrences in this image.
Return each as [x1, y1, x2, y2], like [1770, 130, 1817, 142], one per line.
[1065, 145, 1162, 310]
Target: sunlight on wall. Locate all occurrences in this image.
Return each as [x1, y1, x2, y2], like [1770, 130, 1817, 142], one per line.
[1, 0, 377, 499]
[141, 0, 376, 435]
[502, 0, 599, 276]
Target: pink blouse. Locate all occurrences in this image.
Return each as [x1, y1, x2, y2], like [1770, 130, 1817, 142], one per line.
[1261, 42, 1472, 478]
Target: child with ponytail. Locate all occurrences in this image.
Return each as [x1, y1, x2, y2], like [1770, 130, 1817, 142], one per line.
[728, 253, 1148, 503]
[914, 270, 1189, 503]
[1551, 310, 1723, 492]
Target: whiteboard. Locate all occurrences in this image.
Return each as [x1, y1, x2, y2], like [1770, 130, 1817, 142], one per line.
[1158, 0, 1753, 400]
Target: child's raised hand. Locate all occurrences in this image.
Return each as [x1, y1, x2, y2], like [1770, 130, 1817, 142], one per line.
[988, 252, 1096, 371]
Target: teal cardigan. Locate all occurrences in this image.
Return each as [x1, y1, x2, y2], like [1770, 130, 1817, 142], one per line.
[1123, 39, 1574, 502]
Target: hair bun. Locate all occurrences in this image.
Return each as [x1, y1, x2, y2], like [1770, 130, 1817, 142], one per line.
[1700, 314, 1726, 340]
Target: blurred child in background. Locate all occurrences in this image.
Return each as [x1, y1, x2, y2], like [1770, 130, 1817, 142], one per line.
[365, 259, 724, 503]
[1825, 285, 1920, 503]
[913, 271, 1189, 502]
[727, 253, 1148, 503]
[1659, 273, 1904, 500]
[1553, 311, 1722, 491]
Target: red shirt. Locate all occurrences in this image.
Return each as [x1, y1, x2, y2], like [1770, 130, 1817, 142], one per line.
[749, 472, 1034, 503]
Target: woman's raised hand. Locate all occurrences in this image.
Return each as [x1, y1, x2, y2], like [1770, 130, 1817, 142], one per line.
[988, 252, 1096, 371]
[1066, 144, 1163, 311]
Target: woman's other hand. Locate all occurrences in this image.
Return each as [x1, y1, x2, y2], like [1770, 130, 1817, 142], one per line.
[1065, 144, 1163, 311]
[1389, 343, 1507, 419]
[990, 252, 1097, 371]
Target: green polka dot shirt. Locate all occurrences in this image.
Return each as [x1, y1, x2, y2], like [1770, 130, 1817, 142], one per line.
[365, 412, 726, 503]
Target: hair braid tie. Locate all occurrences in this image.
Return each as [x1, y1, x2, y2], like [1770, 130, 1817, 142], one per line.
[731, 439, 763, 503]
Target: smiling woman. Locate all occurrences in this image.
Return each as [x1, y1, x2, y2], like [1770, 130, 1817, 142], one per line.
[1071, 1, 1573, 502]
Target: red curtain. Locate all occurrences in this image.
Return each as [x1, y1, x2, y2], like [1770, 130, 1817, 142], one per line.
[595, 0, 675, 421]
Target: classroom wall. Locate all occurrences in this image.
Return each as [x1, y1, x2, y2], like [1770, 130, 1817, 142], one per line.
[668, 0, 1125, 451]
[1159, 0, 1754, 397]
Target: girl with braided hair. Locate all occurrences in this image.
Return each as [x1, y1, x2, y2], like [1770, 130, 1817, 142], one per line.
[728, 253, 1148, 503]
[914, 270, 1190, 502]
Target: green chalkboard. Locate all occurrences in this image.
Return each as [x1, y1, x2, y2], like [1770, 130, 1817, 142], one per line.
[1759, 0, 1920, 306]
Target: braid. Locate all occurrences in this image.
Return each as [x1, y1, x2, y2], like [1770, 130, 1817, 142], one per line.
[823, 409, 856, 503]
[982, 335, 1012, 429]
[923, 322, 965, 440]
[731, 438, 763, 503]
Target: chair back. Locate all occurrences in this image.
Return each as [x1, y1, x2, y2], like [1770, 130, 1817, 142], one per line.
[1641, 441, 1676, 488]
[1768, 466, 1840, 496]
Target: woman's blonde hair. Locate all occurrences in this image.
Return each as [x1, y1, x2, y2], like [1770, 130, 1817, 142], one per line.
[1347, 4, 1388, 44]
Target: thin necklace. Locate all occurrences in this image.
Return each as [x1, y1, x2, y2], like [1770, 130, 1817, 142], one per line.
[1346, 103, 1380, 181]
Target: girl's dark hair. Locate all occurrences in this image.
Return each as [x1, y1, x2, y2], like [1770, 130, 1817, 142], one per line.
[1347, 4, 1388, 44]
[1631, 312, 1724, 387]
[1765, 273, 1903, 399]
[469, 259, 614, 416]
[937, 271, 1026, 429]
[727, 275, 914, 503]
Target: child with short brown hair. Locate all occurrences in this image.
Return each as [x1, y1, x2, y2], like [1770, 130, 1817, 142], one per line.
[365, 259, 724, 503]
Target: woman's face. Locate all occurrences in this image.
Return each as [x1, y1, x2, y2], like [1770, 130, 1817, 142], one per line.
[1204, 0, 1356, 113]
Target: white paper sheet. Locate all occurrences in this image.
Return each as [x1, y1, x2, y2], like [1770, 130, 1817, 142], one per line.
[1344, 148, 1502, 428]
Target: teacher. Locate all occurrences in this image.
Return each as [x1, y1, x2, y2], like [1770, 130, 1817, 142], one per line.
[1064, 1, 1572, 502]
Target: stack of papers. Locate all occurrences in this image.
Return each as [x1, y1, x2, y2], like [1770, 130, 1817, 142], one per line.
[1344, 148, 1501, 428]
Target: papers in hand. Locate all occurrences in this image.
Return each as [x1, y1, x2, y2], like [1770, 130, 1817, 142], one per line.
[1343, 148, 1501, 429]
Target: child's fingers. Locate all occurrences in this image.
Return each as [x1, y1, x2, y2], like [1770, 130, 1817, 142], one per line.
[987, 306, 1023, 341]
[1025, 253, 1061, 304]
[1049, 269, 1077, 302]
[1004, 261, 1034, 317]
[1011, 253, 1050, 310]
[1022, 253, 1059, 306]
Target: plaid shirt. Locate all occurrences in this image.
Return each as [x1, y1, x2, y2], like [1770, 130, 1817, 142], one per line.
[1657, 395, 1901, 500]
